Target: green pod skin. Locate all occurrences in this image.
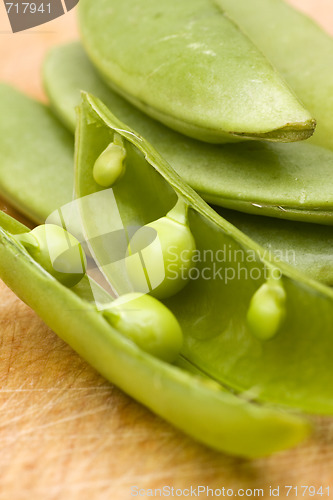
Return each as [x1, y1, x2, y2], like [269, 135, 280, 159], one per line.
[42, 44, 333, 225]
[103, 293, 183, 363]
[76, 93, 333, 414]
[0, 84, 73, 224]
[14, 224, 87, 288]
[215, 0, 333, 151]
[0, 211, 311, 458]
[1, 83, 333, 284]
[126, 200, 196, 299]
[78, 0, 315, 144]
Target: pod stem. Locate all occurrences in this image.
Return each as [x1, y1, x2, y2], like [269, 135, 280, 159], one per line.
[166, 197, 190, 225]
[266, 265, 284, 287]
[13, 231, 39, 250]
[113, 132, 124, 147]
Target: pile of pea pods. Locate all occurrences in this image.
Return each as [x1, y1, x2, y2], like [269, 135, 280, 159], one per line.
[1, 0, 333, 458]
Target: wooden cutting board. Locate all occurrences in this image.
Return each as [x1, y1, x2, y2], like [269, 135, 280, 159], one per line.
[0, 2, 332, 499]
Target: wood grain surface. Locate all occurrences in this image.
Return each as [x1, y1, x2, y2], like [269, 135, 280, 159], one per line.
[0, 2, 333, 499]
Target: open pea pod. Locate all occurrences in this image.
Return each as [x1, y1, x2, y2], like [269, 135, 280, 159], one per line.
[215, 0, 333, 151]
[76, 92, 333, 414]
[0, 210, 310, 458]
[0, 84, 332, 285]
[43, 44, 333, 225]
[78, 0, 315, 144]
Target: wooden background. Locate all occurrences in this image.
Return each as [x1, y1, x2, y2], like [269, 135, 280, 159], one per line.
[0, 2, 332, 499]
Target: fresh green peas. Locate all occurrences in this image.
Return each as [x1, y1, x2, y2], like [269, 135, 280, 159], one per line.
[103, 293, 183, 363]
[0, 211, 311, 457]
[247, 273, 286, 341]
[15, 224, 87, 287]
[126, 199, 196, 300]
[93, 133, 127, 187]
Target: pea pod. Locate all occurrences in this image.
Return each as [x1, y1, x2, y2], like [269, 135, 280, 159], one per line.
[43, 44, 333, 225]
[215, 0, 333, 151]
[0, 84, 332, 288]
[78, 0, 315, 144]
[0, 84, 73, 224]
[0, 210, 310, 458]
[76, 92, 333, 414]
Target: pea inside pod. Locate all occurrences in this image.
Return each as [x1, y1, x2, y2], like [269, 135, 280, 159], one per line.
[75, 92, 333, 414]
[78, 0, 315, 144]
[126, 199, 196, 299]
[246, 273, 286, 341]
[14, 224, 87, 287]
[93, 133, 127, 187]
[103, 293, 183, 363]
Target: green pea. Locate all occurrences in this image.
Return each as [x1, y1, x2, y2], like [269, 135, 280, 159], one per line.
[126, 200, 196, 299]
[103, 293, 183, 363]
[15, 224, 87, 287]
[247, 274, 286, 341]
[93, 133, 126, 187]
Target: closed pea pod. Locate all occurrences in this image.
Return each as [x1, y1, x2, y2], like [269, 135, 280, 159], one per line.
[78, 0, 315, 144]
[0, 84, 73, 225]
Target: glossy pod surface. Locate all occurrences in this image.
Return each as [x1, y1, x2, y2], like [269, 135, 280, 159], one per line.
[76, 93, 333, 414]
[216, 0, 333, 151]
[78, 0, 315, 144]
[0, 210, 310, 458]
[43, 44, 333, 224]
